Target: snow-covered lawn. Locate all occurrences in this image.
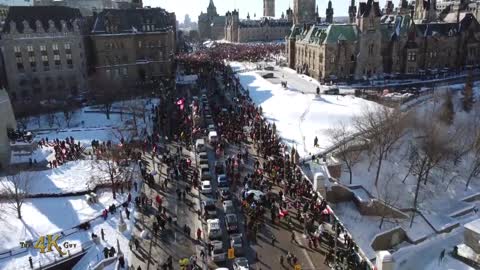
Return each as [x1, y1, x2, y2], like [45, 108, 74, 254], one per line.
[0, 160, 112, 195]
[22, 98, 158, 146]
[325, 87, 480, 268]
[0, 189, 130, 251]
[231, 62, 381, 157]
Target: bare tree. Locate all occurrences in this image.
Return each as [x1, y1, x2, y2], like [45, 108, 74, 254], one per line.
[407, 119, 455, 227]
[63, 108, 74, 128]
[376, 173, 401, 229]
[90, 73, 122, 120]
[465, 107, 480, 189]
[354, 106, 407, 186]
[0, 171, 32, 219]
[91, 148, 126, 200]
[329, 123, 362, 184]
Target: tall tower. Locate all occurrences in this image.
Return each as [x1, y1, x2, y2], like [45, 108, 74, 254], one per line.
[207, 0, 218, 18]
[326, 0, 333, 24]
[264, 0, 275, 17]
[348, 0, 357, 23]
[293, 0, 316, 24]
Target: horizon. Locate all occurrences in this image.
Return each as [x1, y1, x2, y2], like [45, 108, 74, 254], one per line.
[145, 0, 389, 22]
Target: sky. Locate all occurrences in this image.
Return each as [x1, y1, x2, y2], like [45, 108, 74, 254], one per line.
[144, 0, 389, 22]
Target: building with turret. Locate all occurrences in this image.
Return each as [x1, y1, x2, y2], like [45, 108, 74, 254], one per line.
[224, 8, 292, 43]
[198, 0, 225, 40]
[287, 0, 480, 81]
[264, 0, 275, 17]
[326, 0, 334, 23]
[294, 0, 316, 24]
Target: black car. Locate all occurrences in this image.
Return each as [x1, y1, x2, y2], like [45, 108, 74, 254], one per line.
[202, 199, 217, 219]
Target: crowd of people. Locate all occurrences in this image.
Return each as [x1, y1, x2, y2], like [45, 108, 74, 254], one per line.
[37, 136, 83, 168]
[182, 59, 372, 269]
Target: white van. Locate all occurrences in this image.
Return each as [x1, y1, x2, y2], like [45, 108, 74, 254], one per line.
[208, 131, 218, 144]
[195, 139, 205, 152]
[207, 219, 222, 239]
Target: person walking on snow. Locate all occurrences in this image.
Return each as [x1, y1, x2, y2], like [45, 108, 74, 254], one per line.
[314, 136, 319, 147]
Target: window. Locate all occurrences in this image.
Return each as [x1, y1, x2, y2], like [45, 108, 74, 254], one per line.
[407, 51, 416, 62]
[42, 55, 49, 70]
[66, 53, 73, 67]
[122, 67, 128, 76]
[14, 46, 20, 53]
[16, 56, 24, 72]
[54, 54, 61, 66]
[29, 56, 36, 69]
[27, 45, 33, 52]
[40, 45, 46, 52]
[138, 41, 142, 48]
[64, 43, 71, 50]
[52, 43, 59, 51]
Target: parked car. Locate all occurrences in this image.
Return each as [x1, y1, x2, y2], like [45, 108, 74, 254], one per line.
[207, 219, 222, 240]
[225, 214, 239, 233]
[233, 257, 249, 270]
[202, 198, 217, 219]
[223, 200, 235, 214]
[210, 240, 226, 263]
[230, 234, 244, 255]
[217, 174, 229, 189]
[201, 181, 212, 194]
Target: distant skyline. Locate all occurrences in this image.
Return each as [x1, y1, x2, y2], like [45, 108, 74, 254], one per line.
[145, 0, 389, 22]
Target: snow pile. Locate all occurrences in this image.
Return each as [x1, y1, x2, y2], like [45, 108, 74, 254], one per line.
[10, 146, 55, 164]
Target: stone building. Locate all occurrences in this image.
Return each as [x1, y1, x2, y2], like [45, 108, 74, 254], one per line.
[287, 0, 480, 82]
[294, 0, 316, 24]
[224, 9, 293, 43]
[34, 0, 142, 16]
[198, 0, 225, 40]
[0, 88, 17, 169]
[90, 8, 176, 87]
[264, 0, 275, 17]
[0, 6, 87, 104]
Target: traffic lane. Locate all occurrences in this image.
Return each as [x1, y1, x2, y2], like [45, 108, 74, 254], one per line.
[198, 143, 232, 268]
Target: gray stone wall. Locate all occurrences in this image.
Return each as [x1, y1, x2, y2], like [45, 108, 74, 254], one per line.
[1, 21, 87, 103]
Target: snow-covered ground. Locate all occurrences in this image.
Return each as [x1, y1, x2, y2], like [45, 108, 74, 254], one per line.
[21, 99, 158, 146]
[328, 88, 480, 268]
[231, 61, 381, 157]
[10, 146, 55, 164]
[0, 160, 114, 195]
[0, 98, 159, 269]
[0, 188, 131, 251]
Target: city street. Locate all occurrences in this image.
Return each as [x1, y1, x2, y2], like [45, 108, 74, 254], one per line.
[126, 66, 332, 270]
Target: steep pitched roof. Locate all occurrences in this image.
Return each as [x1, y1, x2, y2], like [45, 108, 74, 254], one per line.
[324, 24, 359, 44]
[3, 6, 82, 33]
[91, 8, 174, 34]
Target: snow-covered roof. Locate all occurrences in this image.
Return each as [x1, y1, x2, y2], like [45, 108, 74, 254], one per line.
[465, 218, 480, 233]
